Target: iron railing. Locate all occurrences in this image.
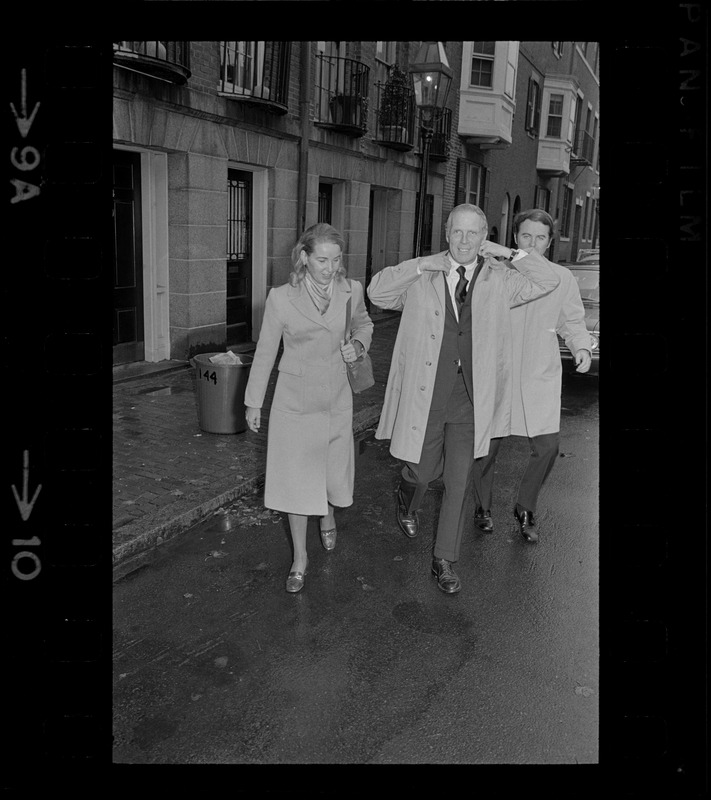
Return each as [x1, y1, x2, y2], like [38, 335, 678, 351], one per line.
[113, 42, 191, 84]
[418, 107, 452, 161]
[219, 41, 291, 113]
[571, 129, 595, 165]
[313, 55, 370, 135]
[373, 80, 416, 150]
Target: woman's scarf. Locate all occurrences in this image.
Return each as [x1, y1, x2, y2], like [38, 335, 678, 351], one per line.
[303, 271, 335, 315]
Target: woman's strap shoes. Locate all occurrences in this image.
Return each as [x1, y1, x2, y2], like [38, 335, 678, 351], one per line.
[319, 527, 337, 551]
[286, 564, 308, 593]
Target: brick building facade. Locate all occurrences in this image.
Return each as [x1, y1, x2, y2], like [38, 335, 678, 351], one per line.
[112, 41, 460, 364]
[112, 41, 598, 366]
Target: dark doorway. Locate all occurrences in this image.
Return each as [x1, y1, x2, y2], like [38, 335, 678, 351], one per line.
[112, 149, 144, 365]
[571, 203, 582, 262]
[227, 169, 253, 345]
[318, 182, 333, 224]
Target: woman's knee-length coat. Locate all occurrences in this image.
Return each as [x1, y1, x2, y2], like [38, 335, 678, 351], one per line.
[244, 277, 373, 516]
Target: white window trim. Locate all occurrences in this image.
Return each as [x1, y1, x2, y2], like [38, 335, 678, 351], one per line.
[114, 145, 170, 363]
[375, 41, 396, 66]
[220, 42, 266, 97]
[470, 42, 496, 89]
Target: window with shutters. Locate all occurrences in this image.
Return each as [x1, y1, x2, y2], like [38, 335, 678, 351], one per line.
[455, 159, 489, 213]
[525, 76, 542, 134]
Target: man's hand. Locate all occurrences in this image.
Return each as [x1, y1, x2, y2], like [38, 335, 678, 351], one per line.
[575, 350, 592, 373]
[479, 241, 529, 259]
[419, 252, 449, 272]
[245, 406, 261, 432]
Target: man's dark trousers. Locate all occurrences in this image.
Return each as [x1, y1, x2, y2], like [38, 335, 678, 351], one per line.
[472, 432, 560, 513]
[400, 271, 477, 563]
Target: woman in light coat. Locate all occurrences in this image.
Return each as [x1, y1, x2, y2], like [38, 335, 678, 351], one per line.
[244, 224, 373, 593]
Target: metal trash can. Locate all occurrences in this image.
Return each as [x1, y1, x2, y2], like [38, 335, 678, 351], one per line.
[192, 352, 253, 434]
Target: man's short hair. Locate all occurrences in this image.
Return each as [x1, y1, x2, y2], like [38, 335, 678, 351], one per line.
[446, 203, 488, 234]
[513, 208, 555, 238]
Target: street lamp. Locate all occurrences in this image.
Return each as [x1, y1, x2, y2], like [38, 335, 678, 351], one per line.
[409, 42, 453, 257]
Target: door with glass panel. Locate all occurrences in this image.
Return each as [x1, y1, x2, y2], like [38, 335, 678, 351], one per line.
[227, 169, 253, 345]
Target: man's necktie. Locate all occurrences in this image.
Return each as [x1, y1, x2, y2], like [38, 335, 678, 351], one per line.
[455, 265, 468, 313]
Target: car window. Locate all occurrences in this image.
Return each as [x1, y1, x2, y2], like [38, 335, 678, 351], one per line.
[570, 269, 599, 302]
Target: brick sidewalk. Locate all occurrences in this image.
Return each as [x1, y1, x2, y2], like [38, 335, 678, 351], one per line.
[112, 313, 400, 573]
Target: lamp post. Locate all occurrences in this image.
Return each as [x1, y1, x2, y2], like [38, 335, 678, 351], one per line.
[409, 42, 453, 257]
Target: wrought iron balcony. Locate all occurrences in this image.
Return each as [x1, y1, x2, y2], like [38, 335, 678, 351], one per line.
[373, 80, 416, 151]
[417, 107, 452, 162]
[570, 129, 595, 166]
[218, 42, 291, 114]
[313, 55, 370, 136]
[113, 42, 191, 84]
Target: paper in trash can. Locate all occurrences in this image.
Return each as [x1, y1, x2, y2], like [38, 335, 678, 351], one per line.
[209, 351, 243, 365]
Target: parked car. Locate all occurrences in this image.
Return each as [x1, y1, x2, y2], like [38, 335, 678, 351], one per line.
[557, 261, 599, 374]
[576, 248, 599, 264]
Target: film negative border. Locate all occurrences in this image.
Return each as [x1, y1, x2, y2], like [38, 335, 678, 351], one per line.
[7, 42, 111, 776]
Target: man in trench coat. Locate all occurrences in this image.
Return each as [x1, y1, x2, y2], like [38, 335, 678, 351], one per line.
[367, 204, 560, 593]
[471, 208, 593, 543]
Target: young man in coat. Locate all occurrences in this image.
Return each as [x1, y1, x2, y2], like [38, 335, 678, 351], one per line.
[471, 208, 593, 543]
[367, 204, 560, 594]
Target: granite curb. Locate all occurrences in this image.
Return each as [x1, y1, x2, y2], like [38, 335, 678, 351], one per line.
[112, 313, 398, 580]
[112, 405, 383, 580]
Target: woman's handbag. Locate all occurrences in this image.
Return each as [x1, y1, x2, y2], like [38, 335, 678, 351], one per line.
[345, 294, 375, 393]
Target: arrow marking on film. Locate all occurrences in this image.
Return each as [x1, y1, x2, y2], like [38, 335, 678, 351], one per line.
[10, 69, 41, 138]
[12, 450, 42, 521]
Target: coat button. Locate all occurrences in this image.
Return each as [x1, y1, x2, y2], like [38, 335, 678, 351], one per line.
[431, 334, 435, 339]
[420, 386, 425, 391]
[435, 310, 440, 316]
[426, 361, 431, 366]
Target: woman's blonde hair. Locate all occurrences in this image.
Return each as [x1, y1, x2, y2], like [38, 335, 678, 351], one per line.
[289, 223, 346, 286]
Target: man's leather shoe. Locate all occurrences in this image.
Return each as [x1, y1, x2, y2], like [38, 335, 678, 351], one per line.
[473, 507, 494, 533]
[514, 507, 539, 543]
[397, 489, 419, 538]
[431, 558, 461, 594]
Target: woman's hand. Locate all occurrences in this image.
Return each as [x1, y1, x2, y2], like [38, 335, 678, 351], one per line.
[245, 406, 261, 433]
[340, 338, 361, 364]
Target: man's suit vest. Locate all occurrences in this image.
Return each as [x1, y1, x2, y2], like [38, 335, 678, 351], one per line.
[430, 268, 477, 410]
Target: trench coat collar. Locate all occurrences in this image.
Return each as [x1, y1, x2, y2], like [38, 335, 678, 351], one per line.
[287, 275, 351, 330]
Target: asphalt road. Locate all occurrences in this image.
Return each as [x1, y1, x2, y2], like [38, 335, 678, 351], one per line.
[113, 372, 599, 765]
